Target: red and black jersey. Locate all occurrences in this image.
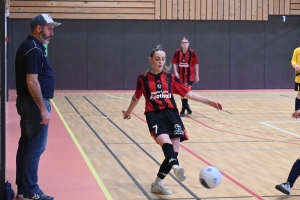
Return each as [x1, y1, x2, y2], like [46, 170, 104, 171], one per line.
[172, 48, 199, 84]
[135, 71, 190, 113]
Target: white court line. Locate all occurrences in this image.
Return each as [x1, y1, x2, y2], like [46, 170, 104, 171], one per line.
[261, 121, 299, 124]
[260, 122, 300, 138]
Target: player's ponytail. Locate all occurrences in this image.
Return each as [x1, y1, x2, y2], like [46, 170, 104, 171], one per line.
[163, 62, 171, 72]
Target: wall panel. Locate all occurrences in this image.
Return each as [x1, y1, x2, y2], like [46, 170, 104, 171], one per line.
[265, 16, 299, 89]
[172, 0, 178, 19]
[124, 21, 161, 89]
[235, 0, 241, 20]
[240, 0, 246, 20]
[7, 16, 300, 90]
[88, 20, 124, 89]
[231, 21, 265, 89]
[50, 20, 88, 89]
[7, 0, 300, 20]
[195, 21, 231, 89]
[200, 0, 207, 20]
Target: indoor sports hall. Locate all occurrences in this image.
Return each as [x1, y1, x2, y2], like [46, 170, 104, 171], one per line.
[1, 0, 300, 200]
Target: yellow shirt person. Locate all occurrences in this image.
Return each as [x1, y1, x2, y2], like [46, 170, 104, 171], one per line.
[291, 47, 300, 111]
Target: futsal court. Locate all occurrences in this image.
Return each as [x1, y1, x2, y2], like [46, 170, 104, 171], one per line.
[5, 89, 300, 200]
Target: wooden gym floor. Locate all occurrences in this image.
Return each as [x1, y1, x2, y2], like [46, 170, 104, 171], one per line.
[6, 89, 300, 200]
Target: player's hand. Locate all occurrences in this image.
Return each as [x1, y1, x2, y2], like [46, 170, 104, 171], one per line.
[295, 65, 300, 72]
[122, 110, 131, 120]
[175, 72, 180, 78]
[208, 101, 222, 111]
[40, 110, 51, 125]
[292, 110, 300, 119]
[195, 75, 200, 83]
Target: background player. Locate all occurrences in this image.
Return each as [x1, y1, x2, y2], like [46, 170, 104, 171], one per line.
[172, 37, 200, 117]
[291, 47, 300, 111]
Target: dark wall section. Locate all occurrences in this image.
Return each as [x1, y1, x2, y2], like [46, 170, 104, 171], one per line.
[88, 20, 124, 89]
[265, 16, 299, 89]
[7, 17, 300, 90]
[231, 21, 265, 89]
[124, 21, 161, 89]
[7, 19, 30, 89]
[195, 21, 231, 89]
[50, 20, 88, 89]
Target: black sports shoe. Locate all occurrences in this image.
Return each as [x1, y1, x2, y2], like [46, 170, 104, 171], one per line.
[275, 182, 291, 195]
[180, 107, 186, 117]
[186, 104, 192, 114]
[23, 193, 55, 200]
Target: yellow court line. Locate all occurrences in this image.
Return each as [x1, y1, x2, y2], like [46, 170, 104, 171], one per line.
[104, 93, 145, 102]
[104, 93, 130, 100]
[51, 99, 113, 200]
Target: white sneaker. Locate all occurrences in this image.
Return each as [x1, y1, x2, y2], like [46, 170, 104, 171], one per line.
[173, 165, 186, 182]
[150, 182, 172, 195]
[16, 193, 23, 199]
[275, 182, 291, 195]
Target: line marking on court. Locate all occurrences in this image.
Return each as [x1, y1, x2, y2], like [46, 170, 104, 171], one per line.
[131, 112, 265, 200]
[180, 144, 265, 200]
[51, 99, 113, 200]
[260, 122, 300, 138]
[223, 110, 233, 114]
[83, 96, 199, 199]
[104, 93, 129, 100]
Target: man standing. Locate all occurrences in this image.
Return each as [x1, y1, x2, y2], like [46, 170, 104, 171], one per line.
[15, 14, 61, 200]
[172, 37, 200, 117]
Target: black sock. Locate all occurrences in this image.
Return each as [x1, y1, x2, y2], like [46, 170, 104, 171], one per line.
[296, 98, 300, 111]
[287, 159, 300, 188]
[182, 99, 188, 108]
[157, 152, 179, 179]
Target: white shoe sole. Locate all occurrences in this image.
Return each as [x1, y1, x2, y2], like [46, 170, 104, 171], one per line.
[151, 188, 172, 195]
[175, 167, 186, 182]
[151, 183, 172, 195]
[275, 185, 290, 195]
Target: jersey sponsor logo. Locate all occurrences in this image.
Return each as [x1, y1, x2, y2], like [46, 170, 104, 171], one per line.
[179, 63, 189, 67]
[150, 90, 172, 100]
[174, 124, 184, 135]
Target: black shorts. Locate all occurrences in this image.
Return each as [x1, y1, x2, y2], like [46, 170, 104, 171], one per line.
[295, 82, 300, 91]
[145, 108, 189, 142]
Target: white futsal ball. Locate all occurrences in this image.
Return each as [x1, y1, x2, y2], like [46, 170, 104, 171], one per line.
[199, 166, 222, 189]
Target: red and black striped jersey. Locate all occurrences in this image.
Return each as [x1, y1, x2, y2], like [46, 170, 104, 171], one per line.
[172, 48, 199, 83]
[135, 71, 190, 113]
